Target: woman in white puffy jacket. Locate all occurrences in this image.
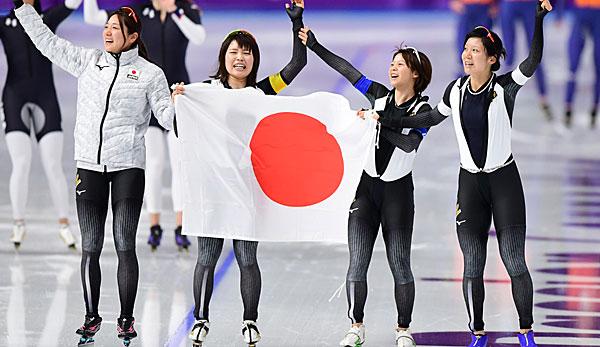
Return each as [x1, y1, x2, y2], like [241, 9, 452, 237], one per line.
[13, 0, 180, 343]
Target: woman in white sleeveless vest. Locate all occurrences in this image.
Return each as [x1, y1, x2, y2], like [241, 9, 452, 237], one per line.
[300, 27, 433, 347]
[374, 1, 552, 346]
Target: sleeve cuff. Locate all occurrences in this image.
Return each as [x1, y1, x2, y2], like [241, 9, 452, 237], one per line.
[437, 100, 452, 117]
[512, 67, 530, 86]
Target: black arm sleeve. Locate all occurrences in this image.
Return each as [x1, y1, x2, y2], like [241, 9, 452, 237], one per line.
[278, 10, 307, 84]
[306, 31, 363, 85]
[379, 106, 448, 129]
[178, 0, 201, 24]
[518, 3, 548, 77]
[379, 128, 423, 153]
[43, 4, 73, 30]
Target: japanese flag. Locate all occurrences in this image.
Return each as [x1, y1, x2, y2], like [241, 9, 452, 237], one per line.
[175, 83, 376, 242]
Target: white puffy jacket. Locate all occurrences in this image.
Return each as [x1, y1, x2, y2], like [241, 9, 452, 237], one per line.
[15, 4, 175, 172]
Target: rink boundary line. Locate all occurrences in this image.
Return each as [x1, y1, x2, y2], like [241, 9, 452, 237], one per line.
[164, 249, 236, 347]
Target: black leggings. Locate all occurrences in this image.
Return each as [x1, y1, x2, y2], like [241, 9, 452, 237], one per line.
[193, 238, 261, 321]
[456, 162, 533, 331]
[76, 168, 144, 318]
[346, 172, 415, 328]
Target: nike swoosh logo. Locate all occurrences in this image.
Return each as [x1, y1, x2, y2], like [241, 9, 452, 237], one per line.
[349, 208, 359, 214]
[76, 190, 86, 196]
[456, 220, 466, 225]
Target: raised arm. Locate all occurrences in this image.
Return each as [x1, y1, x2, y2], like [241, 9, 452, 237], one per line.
[518, 0, 551, 77]
[171, 0, 206, 46]
[279, 0, 307, 86]
[256, 0, 307, 94]
[14, 2, 97, 78]
[83, 0, 108, 26]
[43, 0, 81, 29]
[300, 28, 389, 105]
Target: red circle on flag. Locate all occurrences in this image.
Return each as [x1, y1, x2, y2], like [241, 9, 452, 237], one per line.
[250, 112, 344, 207]
[132, 70, 137, 74]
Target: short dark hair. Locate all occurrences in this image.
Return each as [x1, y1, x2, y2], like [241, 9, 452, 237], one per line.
[210, 30, 261, 87]
[464, 26, 506, 71]
[392, 47, 432, 95]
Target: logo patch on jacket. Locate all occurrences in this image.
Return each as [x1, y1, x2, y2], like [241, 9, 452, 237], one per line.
[127, 68, 141, 80]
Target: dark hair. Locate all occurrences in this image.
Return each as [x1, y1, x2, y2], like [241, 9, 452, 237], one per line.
[107, 7, 149, 60]
[463, 26, 506, 72]
[210, 30, 260, 87]
[391, 47, 432, 95]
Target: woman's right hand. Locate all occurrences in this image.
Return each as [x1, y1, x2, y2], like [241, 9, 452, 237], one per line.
[299, 27, 317, 48]
[171, 82, 185, 102]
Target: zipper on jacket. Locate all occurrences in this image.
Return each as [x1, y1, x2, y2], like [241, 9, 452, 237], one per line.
[97, 53, 121, 165]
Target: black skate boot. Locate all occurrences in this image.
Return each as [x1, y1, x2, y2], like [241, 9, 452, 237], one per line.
[174, 225, 190, 251]
[147, 225, 163, 251]
[76, 314, 102, 346]
[117, 316, 137, 346]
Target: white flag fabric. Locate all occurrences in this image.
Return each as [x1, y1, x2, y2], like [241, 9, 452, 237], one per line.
[175, 83, 376, 242]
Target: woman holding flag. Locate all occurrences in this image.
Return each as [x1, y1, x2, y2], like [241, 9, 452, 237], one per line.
[299, 26, 433, 347]
[184, 1, 307, 346]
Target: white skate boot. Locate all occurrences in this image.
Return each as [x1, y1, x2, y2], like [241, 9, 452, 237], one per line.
[339, 325, 365, 347]
[10, 222, 26, 248]
[396, 328, 416, 347]
[241, 320, 261, 346]
[59, 224, 77, 249]
[189, 319, 210, 347]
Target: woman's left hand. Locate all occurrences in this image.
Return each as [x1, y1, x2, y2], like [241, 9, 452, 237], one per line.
[540, 0, 552, 11]
[356, 109, 380, 121]
[285, 0, 304, 21]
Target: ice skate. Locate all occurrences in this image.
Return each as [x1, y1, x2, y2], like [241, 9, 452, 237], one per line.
[517, 330, 537, 347]
[117, 316, 137, 346]
[147, 224, 163, 251]
[174, 225, 190, 251]
[75, 314, 102, 346]
[59, 223, 77, 249]
[339, 324, 365, 347]
[467, 333, 488, 347]
[10, 222, 26, 249]
[189, 319, 210, 346]
[395, 328, 416, 347]
[241, 320, 261, 346]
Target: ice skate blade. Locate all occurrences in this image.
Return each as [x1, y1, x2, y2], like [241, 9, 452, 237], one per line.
[78, 336, 95, 346]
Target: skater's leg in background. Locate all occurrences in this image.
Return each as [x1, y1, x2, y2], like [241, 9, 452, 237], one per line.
[144, 126, 165, 226]
[500, 1, 517, 67]
[592, 12, 600, 116]
[38, 131, 70, 223]
[167, 130, 183, 226]
[233, 240, 261, 321]
[194, 237, 224, 320]
[565, 11, 585, 120]
[6, 131, 32, 222]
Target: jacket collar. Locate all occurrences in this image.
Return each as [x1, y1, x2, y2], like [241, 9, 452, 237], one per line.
[103, 47, 139, 67]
